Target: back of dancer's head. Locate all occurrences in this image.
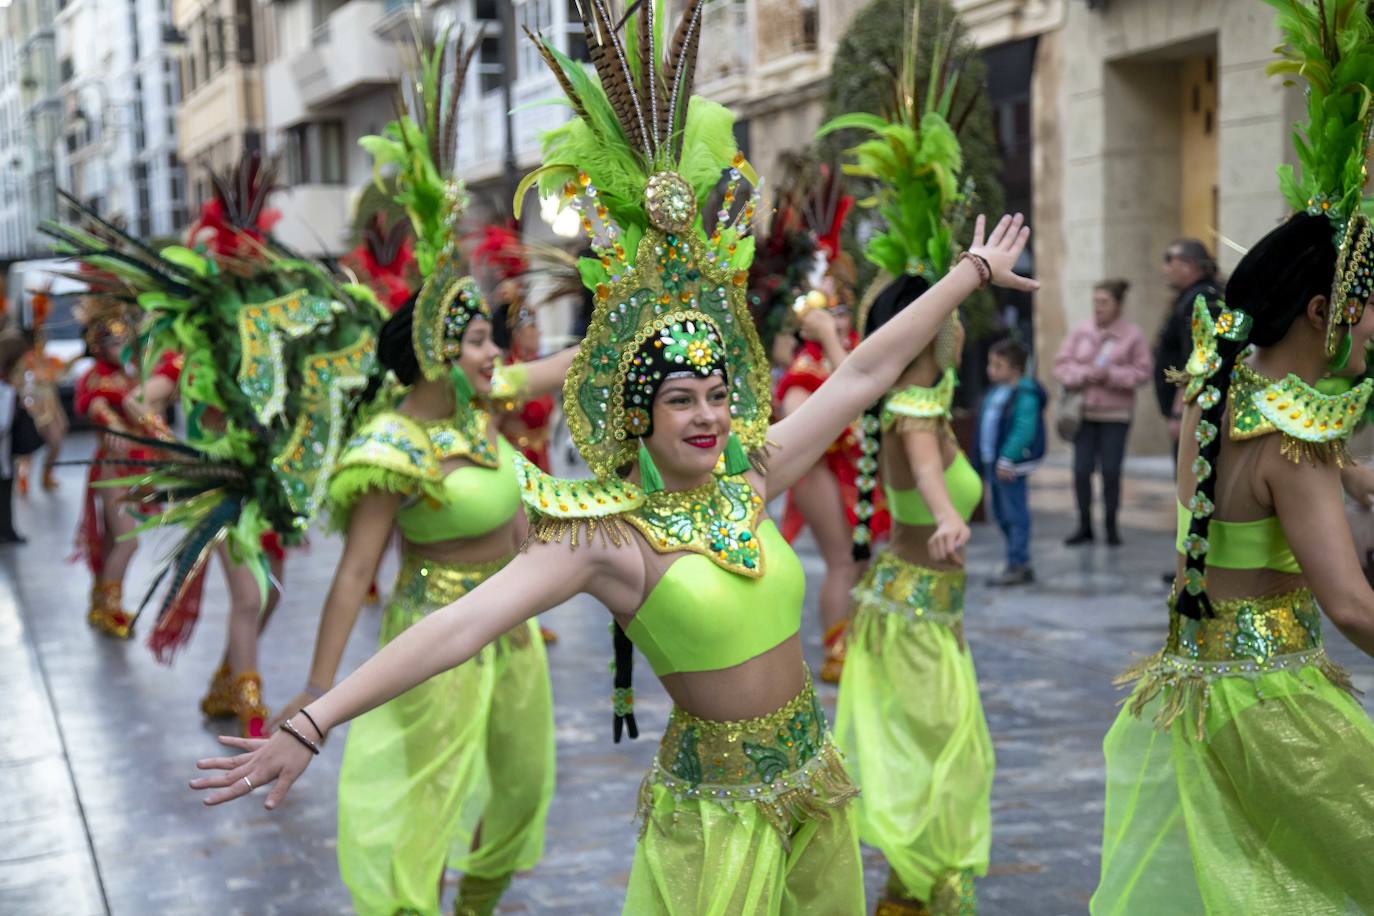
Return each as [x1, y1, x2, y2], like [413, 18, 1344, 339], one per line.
[1177, 211, 1336, 619]
[861, 273, 932, 337]
[377, 293, 421, 387]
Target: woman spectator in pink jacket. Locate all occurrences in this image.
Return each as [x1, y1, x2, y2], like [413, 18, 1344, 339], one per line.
[1054, 279, 1153, 546]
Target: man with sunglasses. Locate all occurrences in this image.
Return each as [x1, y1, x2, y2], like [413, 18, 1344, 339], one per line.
[1152, 239, 1221, 451]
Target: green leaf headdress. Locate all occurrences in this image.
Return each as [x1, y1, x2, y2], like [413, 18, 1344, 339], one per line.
[360, 25, 490, 382]
[815, 1, 976, 285]
[1266, 0, 1374, 364]
[520, 0, 772, 481]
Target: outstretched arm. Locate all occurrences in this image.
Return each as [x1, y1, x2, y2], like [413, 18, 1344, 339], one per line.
[763, 214, 1037, 498]
[191, 538, 605, 808]
[268, 489, 402, 732]
[520, 346, 578, 398]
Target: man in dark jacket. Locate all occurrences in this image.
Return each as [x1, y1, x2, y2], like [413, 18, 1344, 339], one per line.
[1153, 239, 1221, 448]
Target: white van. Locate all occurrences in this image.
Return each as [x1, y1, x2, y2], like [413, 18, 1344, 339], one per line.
[5, 258, 94, 417]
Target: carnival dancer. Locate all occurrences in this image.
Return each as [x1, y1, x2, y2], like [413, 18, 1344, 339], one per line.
[46, 151, 384, 740]
[1093, 3, 1374, 911]
[820, 16, 995, 911]
[14, 292, 69, 495]
[261, 33, 572, 915]
[191, 5, 1037, 912]
[71, 295, 182, 638]
[770, 157, 887, 683]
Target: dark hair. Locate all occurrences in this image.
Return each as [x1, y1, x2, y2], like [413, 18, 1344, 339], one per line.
[490, 302, 513, 352]
[851, 274, 933, 561]
[1177, 211, 1336, 619]
[989, 337, 1027, 371]
[359, 293, 420, 405]
[1094, 278, 1130, 303]
[1168, 238, 1218, 281]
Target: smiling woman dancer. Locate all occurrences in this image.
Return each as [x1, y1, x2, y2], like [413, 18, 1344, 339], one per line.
[191, 4, 1035, 912]
[1093, 3, 1374, 912]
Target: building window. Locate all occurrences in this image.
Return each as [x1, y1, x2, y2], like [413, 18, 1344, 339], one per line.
[236, 0, 256, 64]
[59, 56, 73, 83]
[564, 0, 588, 61]
[285, 124, 311, 184]
[319, 121, 344, 183]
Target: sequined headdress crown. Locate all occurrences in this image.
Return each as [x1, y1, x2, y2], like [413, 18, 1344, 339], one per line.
[520, 0, 771, 480]
[361, 27, 489, 381]
[1267, 0, 1374, 364]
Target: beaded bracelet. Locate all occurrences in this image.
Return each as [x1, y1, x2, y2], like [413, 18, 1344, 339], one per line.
[279, 719, 321, 755]
[298, 708, 325, 743]
[957, 251, 992, 288]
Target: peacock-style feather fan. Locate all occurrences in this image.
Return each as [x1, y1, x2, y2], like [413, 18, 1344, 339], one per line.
[43, 158, 387, 660]
[815, 1, 976, 280]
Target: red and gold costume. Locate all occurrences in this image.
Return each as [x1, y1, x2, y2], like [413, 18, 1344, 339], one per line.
[775, 333, 890, 544]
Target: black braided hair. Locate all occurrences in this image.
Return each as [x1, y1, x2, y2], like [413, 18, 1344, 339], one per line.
[611, 622, 639, 742]
[851, 274, 932, 561]
[1176, 212, 1337, 619]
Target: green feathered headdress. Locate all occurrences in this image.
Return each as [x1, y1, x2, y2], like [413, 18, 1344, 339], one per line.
[359, 25, 491, 381]
[517, 0, 772, 481]
[816, 2, 976, 280]
[1266, 0, 1374, 358]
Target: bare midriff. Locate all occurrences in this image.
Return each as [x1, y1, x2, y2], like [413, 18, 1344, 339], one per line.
[657, 635, 807, 721]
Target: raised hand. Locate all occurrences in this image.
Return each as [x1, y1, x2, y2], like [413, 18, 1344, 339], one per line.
[967, 213, 1039, 292]
[190, 730, 315, 810]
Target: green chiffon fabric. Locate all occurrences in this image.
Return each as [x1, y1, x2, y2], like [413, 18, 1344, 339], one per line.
[834, 553, 993, 911]
[624, 678, 865, 915]
[337, 552, 555, 916]
[1093, 590, 1374, 915]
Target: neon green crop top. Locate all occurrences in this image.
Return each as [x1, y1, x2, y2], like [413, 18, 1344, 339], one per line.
[328, 407, 520, 542]
[1175, 502, 1299, 573]
[879, 371, 982, 526]
[885, 452, 982, 527]
[627, 520, 804, 676]
[397, 437, 520, 543]
[516, 461, 803, 675]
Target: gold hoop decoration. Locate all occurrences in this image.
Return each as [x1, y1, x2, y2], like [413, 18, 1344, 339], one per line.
[562, 200, 771, 479]
[412, 269, 489, 382]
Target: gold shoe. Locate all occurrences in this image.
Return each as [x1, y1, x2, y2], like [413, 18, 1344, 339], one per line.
[87, 581, 134, 639]
[819, 621, 848, 684]
[200, 662, 235, 718]
[454, 872, 513, 916]
[230, 671, 269, 738]
[540, 625, 558, 645]
[875, 901, 930, 916]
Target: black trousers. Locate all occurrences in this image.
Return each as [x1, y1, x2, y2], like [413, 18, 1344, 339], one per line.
[1072, 420, 1130, 531]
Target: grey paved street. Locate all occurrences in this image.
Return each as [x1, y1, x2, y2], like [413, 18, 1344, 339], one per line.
[4, 433, 1372, 915]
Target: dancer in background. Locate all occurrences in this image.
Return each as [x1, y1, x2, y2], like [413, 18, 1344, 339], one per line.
[1095, 4, 1374, 910]
[13, 291, 68, 495]
[770, 156, 887, 683]
[821, 14, 998, 911]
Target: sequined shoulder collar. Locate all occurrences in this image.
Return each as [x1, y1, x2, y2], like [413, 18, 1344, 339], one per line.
[418, 402, 500, 469]
[625, 474, 767, 578]
[882, 367, 956, 427]
[1228, 361, 1371, 461]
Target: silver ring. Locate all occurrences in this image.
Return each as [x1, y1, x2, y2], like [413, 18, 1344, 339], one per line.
[242, 776, 253, 791]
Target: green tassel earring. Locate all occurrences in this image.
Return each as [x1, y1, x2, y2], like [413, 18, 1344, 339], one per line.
[637, 439, 664, 494]
[1328, 331, 1353, 374]
[449, 364, 475, 404]
[723, 432, 752, 475]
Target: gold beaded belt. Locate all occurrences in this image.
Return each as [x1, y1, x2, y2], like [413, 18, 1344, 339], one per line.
[639, 672, 858, 845]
